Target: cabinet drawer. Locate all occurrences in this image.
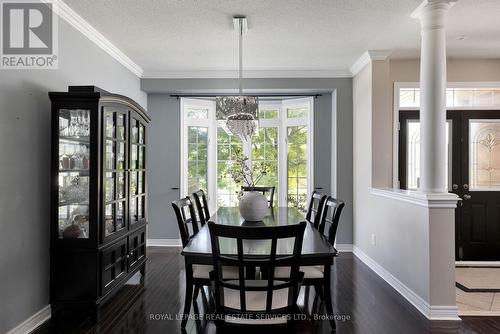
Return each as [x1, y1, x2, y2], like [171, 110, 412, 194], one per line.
[100, 238, 128, 295]
[128, 227, 146, 272]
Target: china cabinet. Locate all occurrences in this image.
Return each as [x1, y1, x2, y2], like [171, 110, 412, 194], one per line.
[49, 86, 150, 320]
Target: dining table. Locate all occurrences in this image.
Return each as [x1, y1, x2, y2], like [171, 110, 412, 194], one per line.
[181, 206, 338, 329]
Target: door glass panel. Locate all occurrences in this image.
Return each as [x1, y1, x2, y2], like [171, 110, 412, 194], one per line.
[139, 124, 145, 144]
[116, 201, 125, 230]
[105, 140, 115, 170]
[131, 120, 139, 143]
[405, 121, 452, 190]
[138, 172, 144, 194]
[251, 127, 279, 205]
[469, 120, 500, 190]
[117, 142, 125, 170]
[105, 203, 115, 236]
[105, 112, 115, 138]
[105, 172, 114, 202]
[138, 146, 145, 169]
[58, 109, 90, 239]
[131, 145, 138, 170]
[188, 126, 208, 195]
[131, 197, 138, 222]
[138, 196, 144, 219]
[131, 172, 138, 195]
[287, 125, 308, 212]
[117, 114, 125, 140]
[117, 172, 125, 199]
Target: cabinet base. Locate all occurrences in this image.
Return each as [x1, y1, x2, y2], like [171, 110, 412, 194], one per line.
[51, 262, 146, 325]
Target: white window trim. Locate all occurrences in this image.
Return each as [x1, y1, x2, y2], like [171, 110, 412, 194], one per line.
[180, 98, 217, 213]
[180, 97, 314, 209]
[393, 81, 500, 188]
[281, 97, 314, 207]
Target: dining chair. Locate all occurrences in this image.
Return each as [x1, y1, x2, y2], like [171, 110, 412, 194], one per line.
[241, 186, 276, 208]
[208, 221, 306, 330]
[305, 191, 327, 228]
[275, 196, 345, 331]
[192, 189, 210, 225]
[173, 197, 242, 329]
[172, 197, 210, 328]
[317, 196, 345, 246]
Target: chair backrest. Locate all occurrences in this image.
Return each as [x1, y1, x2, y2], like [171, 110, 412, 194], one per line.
[208, 222, 306, 319]
[318, 196, 345, 246]
[241, 186, 276, 207]
[172, 197, 201, 247]
[305, 191, 327, 228]
[192, 189, 210, 225]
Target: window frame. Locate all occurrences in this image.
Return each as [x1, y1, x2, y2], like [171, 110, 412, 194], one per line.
[180, 98, 217, 213]
[180, 97, 314, 211]
[393, 82, 500, 188]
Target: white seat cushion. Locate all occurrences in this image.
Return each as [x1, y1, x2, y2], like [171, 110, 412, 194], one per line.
[192, 265, 241, 279]
[273, 266, 324, 279]
[223, 280, 290, 324]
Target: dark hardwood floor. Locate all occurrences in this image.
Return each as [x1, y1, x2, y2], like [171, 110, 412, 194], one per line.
[33, 247, 500, 334]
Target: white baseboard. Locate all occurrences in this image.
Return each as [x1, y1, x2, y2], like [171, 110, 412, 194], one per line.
[352, 245, 460, 321]
[147, 238, 182, 247]
[6, 305, 51, 334]
[335, 243, 353, 252]
[456, 261, 500, 267]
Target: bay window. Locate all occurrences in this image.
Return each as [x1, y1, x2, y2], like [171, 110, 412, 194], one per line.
[180, 97, 313, 213]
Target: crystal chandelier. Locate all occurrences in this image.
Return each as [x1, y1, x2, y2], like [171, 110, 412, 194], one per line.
[216, 16, 258, 141]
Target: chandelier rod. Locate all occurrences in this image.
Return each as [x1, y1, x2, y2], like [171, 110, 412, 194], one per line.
[238, 17, 243, 95]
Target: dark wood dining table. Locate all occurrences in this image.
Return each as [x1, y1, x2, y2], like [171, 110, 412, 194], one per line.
[181, 206, 338, 329]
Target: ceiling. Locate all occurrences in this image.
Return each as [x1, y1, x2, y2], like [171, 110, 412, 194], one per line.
[63, 0, 500, 77]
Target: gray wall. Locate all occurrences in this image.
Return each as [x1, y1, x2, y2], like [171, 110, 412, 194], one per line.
[0, 20, 145, 333]
[143, 78, 353, 244]
[147, 95, 180, 239]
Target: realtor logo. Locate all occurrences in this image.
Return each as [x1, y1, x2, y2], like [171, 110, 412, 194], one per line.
[1, 0, 58, 69]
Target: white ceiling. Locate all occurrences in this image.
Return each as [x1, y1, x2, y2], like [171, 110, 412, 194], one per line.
[63, 0, 500, 77]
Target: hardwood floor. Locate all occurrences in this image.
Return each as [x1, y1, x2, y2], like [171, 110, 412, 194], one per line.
[33, 247, 500, 334]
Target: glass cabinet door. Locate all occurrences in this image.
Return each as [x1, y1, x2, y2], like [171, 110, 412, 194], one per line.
[58, 109, 91, 239]
[104, 110, 128, 239]
[130, 113, 147, 227]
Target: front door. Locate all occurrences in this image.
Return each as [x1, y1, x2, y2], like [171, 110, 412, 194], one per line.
[399, 110, 500, 260]
[459, 111, 500, 260]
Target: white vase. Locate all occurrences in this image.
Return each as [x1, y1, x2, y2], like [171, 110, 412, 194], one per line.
[238, 191, 269, 222]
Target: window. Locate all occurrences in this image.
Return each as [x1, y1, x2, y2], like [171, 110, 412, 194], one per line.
[180, 97, 314, 213]
[252, 127, 279, 201]
[398, 87, 500, 109]
[216, 123, 243, 207]
[180, 99, 216, 209]
[403, 120, 452, 190]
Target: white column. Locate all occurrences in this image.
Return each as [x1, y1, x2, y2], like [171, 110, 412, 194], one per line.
[412, 0, 456, 193]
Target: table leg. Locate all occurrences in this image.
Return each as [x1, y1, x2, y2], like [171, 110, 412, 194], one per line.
[323, 264, 336, 332]
[182, 259, 194, 329]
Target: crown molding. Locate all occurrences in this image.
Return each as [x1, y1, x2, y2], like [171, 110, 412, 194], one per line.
[53, 0, 144, 77]
[349, 50, 393, 76]
[141, 69, 353, 79]
[411, 0, 458, 20]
